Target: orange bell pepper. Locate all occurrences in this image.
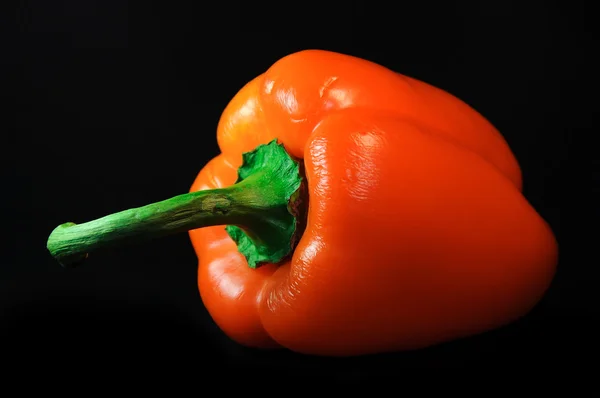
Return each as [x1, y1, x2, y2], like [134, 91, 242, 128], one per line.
[47, 50, 558, 356]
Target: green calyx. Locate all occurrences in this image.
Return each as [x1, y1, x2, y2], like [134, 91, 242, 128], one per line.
[46, 139, 308, 269]
[225, 140, 307, 268]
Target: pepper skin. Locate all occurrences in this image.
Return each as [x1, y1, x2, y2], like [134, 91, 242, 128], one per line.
[188, 50, 558, 356]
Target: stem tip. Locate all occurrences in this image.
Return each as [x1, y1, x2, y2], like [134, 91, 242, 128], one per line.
[47, 222, 89, 268]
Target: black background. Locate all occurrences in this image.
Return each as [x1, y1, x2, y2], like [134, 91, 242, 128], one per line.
[1, 0, 595, 381]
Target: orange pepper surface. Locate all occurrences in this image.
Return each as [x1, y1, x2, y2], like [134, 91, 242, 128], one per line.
[188, 50, 558, 356]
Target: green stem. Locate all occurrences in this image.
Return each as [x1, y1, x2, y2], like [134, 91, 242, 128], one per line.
[47, 140, 308, 269]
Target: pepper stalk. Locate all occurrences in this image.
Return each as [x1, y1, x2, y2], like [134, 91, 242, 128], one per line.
[46, 140, 308, 269]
